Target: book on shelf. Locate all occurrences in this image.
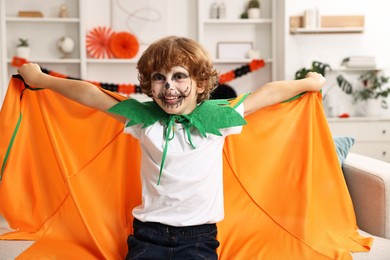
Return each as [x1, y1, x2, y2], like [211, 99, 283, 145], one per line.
[341, 56, 376, 68]
[18, 11, 44, 18]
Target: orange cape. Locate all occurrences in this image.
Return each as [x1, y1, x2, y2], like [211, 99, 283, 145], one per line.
[0, 76, 371, 259]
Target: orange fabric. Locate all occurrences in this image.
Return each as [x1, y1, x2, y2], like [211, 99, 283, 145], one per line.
[218, 93, 372, 259]
[0, 76, 371, 259]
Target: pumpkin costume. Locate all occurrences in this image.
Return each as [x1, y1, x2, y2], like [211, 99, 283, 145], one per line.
[0, 75, 371, 259]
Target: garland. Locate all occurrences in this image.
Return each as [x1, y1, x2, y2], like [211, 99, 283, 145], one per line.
[218, 59, 265, 84]
[13, 57, 265, 95]
[41, 68, 142, 95]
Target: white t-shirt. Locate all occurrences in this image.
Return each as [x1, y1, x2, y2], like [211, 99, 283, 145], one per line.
[124, 104, 244, 226]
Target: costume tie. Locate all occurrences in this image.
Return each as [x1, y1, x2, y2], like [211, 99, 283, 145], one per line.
[159, 115, 196, 185]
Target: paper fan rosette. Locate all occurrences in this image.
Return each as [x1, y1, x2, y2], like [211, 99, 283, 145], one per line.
[109, 32, 139, 59]
[86, 26, 114, 59]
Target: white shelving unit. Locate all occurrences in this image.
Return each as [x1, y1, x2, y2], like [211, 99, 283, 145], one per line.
[328, 117, 390, 162]
[0, 0, 85, 103]
[197, 0, 276, 88]
[0, 0, 278, 102]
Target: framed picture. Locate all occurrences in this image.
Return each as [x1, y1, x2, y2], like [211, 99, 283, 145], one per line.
[217, 42, 253, 59]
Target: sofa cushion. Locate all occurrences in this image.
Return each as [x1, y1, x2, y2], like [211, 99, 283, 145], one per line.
[334, 136, 355, 165]
[352, 230, 390, 260]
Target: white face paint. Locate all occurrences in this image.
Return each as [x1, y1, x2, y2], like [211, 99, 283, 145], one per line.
[151, 66, 203, 115]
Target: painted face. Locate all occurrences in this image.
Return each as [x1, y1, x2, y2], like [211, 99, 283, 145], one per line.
[151, 66, 203, 115]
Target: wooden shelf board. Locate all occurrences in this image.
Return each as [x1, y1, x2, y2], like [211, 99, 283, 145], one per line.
[213, 58, 272, 64]
[290, 27, 364, 34]
[86, 58, 138, 64]
[7, 58, 81, 64]
[332, 66, 383, 71]
[204, 18, 272, 25]
[6, 17, 80, 23]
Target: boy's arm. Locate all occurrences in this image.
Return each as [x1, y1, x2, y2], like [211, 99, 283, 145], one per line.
[243, 72, 325, 116]
[18, 63, 126, 123]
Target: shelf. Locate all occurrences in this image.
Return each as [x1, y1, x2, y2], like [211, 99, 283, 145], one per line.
[7, 58, 81, 64]
[327, 116, 390, 122]
[203, 18, 272, 25]
[86, 58, 138, 64]
[197, 0, 275, 80]
[6, 17, 80, 23]
[0, 0, 85, 102]
[332, 66, 383, 72]
[213, 58, 272, 64]
[290, 27, 364, 34]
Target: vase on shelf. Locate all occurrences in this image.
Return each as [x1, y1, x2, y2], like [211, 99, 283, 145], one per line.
[16, 46, 30, 59]
[15, 38, 30, 59]
[247, 0, 261, 19]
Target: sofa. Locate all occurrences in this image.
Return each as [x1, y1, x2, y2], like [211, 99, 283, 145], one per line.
[1, 152, 389, 259]
[345, 153, 390, 259]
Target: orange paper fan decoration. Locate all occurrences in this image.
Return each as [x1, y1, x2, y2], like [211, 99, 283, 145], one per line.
[109, 32, 139, 59]
[86, 26, 114, 59]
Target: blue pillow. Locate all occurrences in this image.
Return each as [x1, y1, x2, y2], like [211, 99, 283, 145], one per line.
[333, 136, 355, 166]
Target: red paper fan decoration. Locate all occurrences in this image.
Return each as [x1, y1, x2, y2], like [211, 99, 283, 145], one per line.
[109, 32, 139, 59]
[86, 26, 114, 59]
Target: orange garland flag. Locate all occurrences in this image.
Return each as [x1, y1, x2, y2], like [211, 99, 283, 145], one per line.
[0, 76, 371, 259]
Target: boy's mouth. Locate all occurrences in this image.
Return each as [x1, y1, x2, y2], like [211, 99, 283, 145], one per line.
[162, 95, 184, 106]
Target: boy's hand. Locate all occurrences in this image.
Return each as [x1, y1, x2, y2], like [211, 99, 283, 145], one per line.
[305, 71, 326, 91]
[17, 63, 44, 87]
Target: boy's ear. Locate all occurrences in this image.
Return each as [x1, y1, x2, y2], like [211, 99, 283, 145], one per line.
[196, 82, 206, 94]
[197, 87, 205, 94]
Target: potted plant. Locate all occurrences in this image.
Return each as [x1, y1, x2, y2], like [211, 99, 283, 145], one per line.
[248, 0, 261, 19]
[296, 61, 390, 116]
[241, 0, 261, 19]
[16, 38, 30, 59]
[353, 70, 390, 109]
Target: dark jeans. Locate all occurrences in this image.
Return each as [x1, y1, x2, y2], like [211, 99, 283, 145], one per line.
[125, 218, 219, 260]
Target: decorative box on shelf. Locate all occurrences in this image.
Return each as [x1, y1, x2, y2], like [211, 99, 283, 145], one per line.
[290, 15, 365, 34]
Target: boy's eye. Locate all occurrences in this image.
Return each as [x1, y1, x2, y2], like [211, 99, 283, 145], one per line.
[172, 73, 189, 82]
[152, 73, 165, 83]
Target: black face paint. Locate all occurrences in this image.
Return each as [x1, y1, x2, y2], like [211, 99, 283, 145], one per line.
[158, 85, 192, 109]
[165, 82, 170, 89]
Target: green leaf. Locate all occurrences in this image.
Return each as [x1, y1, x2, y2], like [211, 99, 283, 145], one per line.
[336, 75, 353, 94]
[108, 99, 166, 128]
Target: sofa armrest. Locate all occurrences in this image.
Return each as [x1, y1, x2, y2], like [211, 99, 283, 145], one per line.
[342, 153, 390, 239]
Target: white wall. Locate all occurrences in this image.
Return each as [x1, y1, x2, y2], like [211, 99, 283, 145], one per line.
[2, 0, 388, 114]
[283, 0, 390, 117]
[85, 0, 197, 40]
[83, 0, 198, 89]
[82, 0, 390, 116]
[86, 0, 390, 81]
[284, 0, 390, 79]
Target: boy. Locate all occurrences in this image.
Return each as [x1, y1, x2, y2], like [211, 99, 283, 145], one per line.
[18, 35, 325, 259]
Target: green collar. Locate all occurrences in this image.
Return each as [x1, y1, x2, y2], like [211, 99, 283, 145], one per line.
[108, 96, 248, 184]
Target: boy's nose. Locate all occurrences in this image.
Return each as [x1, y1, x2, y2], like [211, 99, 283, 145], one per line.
[164, 82, 170, 89]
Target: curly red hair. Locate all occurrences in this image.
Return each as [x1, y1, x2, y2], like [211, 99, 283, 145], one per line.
[137, 36, 219, 103]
